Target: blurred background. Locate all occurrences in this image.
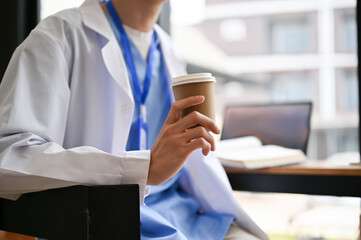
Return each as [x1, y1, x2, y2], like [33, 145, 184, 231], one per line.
[169, 0, 358, 161]
[28, 0, 361, 239]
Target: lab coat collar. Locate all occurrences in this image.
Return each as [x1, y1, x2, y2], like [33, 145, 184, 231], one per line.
[79, 0, 134, 102]
[79, 0, 112, 40]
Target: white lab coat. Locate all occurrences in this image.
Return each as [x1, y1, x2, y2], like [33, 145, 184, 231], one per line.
[0, 0, 267, 239]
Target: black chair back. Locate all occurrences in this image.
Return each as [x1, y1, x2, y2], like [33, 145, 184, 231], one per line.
[0, 185, 140, 240]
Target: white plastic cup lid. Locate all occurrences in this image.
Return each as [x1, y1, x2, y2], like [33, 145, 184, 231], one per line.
[171, 73, 216, 87]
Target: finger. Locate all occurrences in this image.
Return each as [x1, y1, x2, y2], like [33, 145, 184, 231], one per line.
[166, 96, 205, 124]
[183, 126, 216, 151]
[187, 138, 211, 156]
[178, 111, 220, 134]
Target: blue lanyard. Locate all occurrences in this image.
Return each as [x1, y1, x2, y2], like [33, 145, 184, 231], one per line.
[106, 0, 155, 107]
[106, 1, 158, 150]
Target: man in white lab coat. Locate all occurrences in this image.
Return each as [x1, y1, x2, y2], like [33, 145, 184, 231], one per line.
[0, 0, 267, 239]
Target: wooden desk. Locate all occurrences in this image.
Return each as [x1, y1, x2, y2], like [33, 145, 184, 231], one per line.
[225, 160, 361, 197]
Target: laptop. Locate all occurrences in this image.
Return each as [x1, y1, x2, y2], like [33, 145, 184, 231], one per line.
[221, 102, 312, 154]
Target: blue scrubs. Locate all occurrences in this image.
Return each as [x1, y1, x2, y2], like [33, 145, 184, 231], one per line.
[105, 14, 234, 240]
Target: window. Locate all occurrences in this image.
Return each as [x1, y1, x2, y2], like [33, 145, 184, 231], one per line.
[270, 17, 311, 53]
[270, 72, 313, 102]
[337, 69, 358, 111]
[335, 9, 357, 53]
[342, 11, 357, 52]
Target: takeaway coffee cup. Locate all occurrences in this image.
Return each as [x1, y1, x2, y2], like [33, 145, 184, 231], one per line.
[171, 73, 216, 121]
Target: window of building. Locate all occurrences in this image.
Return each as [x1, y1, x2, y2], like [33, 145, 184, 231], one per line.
[270, 72, 313, 102]
[335, 9, 357, 53]
[270, 17, 311, 54]
[337, 69, 358, 111]
[342, 11, 357, 52]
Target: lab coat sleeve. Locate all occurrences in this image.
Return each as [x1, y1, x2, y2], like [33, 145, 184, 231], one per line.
[0, 30, 150, 204]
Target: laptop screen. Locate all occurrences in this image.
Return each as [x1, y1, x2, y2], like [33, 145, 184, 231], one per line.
[221, 102, 312, 153]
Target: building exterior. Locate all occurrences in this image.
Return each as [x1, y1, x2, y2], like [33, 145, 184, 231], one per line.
[171, 0, 358, 159]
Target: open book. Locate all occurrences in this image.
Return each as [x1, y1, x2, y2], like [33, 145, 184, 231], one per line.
[216, 136, 306, 169]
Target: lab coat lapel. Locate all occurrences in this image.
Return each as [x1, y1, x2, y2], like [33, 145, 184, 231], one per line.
[181, 151, 269, 240]
[80, 0, 133, 102]
[154, 25, 187, 83]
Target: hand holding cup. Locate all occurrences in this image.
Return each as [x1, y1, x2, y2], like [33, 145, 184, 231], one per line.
[148, 73, 218, 185]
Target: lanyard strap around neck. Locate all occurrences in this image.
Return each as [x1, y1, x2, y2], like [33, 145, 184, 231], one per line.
[106, 0, 156, 106]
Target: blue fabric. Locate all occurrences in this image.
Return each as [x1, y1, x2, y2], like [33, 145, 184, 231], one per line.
[105, 13, 234, 240]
